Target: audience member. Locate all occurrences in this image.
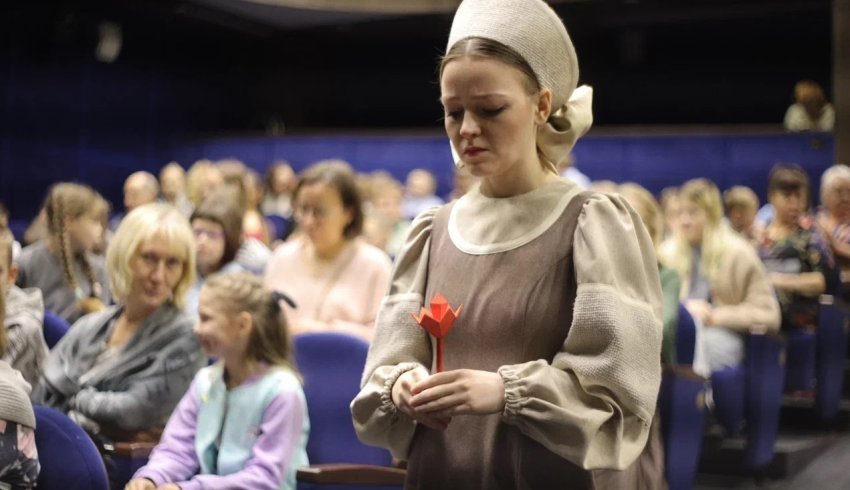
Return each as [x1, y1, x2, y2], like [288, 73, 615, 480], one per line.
[660, 186, 681, 239]
[723, 185, 761, 243]
[0, 202, 21, 262]
[816, 164, 850, 290]
[159, 162, 193, 217]
[126, 273, 308, 490]
[186, 160, 225, 209]
[16, 183, 110, 323]
[446, 165, 477, 202]
[185, 191, 248, 316]
[262, 161, 297, 218]
[110, 171, 160, 231]
[757, 164, 834, 333]
[0, 291, 39, 489]
[620, 183, 682, 365]
[558, 153, 591, 189]
[783, 80, 835, 132]
[590, 179, 618, 194]
[368, 173, 411, 258]
[402, 168, 444, 219]
[264, 163, 392, 342]
[660, 178, 780, 373]
[1, 230, 47, 387]
[33, 203, 204, 439]
[242, 169, 272, 245]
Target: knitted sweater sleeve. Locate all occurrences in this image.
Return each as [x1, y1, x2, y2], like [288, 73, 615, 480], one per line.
[497, 194, 664, 470]
[350, 208, 437, 460]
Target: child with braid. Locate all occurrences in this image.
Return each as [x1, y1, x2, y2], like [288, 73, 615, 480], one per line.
[16, 183, 110, 323]
[126, 272, 309, 490]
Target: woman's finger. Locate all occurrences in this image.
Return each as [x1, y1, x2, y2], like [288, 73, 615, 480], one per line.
[409, 382, 457, 406]
[411, 370, 458, 394]
[413, 393, 464, 413]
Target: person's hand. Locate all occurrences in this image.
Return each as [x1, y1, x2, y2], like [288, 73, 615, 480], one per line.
[124, 479, 155, 490]
[685, 299, 714, 326]
[409, 369, 505, 419]
[156, 484, 182, 490]
[392, 366, 452, 430]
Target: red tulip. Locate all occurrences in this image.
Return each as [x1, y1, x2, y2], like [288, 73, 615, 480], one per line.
[412, 292, 462, 372]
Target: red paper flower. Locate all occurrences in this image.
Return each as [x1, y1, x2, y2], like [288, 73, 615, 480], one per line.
[412, 293, 462, 372]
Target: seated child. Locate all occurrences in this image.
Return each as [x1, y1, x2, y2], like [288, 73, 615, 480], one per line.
[126, 272, 309, 490]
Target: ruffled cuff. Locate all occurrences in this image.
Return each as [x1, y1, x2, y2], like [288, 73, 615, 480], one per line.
[498, 363, 531, 421]
[379, 362, 421, 416]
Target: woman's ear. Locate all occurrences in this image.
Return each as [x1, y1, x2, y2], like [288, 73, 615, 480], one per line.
[237, 311, 254, 337]
[535, 88, 553, 125]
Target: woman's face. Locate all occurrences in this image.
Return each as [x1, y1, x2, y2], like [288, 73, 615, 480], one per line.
[770, 188, 805, 226]
[192, 218, 226, 274]
[294, 182, 352, 252]
[128, 237, 185, 311]
[440, 56, 544, 181]
[66, 211, 104, 253]
[679, 201, 708, 245]
[824, 178, 850, 219]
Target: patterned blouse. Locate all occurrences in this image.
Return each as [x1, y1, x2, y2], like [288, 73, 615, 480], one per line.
[757, 219, 835, 332]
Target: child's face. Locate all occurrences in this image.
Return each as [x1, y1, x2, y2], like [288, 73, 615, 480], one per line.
[194, 287, 250, 361]
[66, 212, 104, 253]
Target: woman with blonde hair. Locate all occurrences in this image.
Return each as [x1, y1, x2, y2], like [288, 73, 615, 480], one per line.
[16, 183, 110, 323]
[659, 178, 780, 373]
[353, 0, 664, 487]
[619, 183, 681, 365]
[34, 203, 205, 438]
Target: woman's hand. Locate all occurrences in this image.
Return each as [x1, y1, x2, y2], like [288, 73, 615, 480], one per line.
[409, 369, 506, 419]
[157, 484, 181, 490]
[391, 366, 452, 431]
[685, 299, 714, 326]
[124, 479, 155, 490]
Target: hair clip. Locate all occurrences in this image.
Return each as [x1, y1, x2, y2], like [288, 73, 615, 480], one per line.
[271, 290, 297, 309]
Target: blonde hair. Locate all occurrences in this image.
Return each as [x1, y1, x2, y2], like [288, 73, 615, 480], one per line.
[186, 160, 224, 208]
[663, 178, 732, 285]
[107, 203, 196, 308]
[723, 186, 759, 214]
[0, 228, 12, 268]
[618, 183, 664, 248]
[202, 272, 297, 372]
[43, 182, 109, 300]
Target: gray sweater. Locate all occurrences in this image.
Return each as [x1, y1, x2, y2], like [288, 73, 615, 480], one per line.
[33, 303, 204, 432]
[3, 285, 48, 388]
[0, 360, 35, 428]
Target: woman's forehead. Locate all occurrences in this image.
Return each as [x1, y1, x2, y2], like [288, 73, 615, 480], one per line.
[139, 233, 187, 258]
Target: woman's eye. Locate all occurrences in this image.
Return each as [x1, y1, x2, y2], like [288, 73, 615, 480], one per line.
[445, 110, 463, 121]
[481, 106, 505, 117]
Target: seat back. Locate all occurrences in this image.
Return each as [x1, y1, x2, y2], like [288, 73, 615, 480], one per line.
[43, 310, 70, 349]
[659, 370, 706, 490]
[266, 214, 294, 242]
[744, 333, 786, 469]
[784, 328, 816, 392]
[294, 333, 393, 467]
[33, 405, 109, 490]
[815, 298, 848, 422]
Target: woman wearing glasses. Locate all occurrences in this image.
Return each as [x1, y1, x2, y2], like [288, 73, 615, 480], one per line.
[34, 202, 204, 438]
[184, 189, 250, 316]
[264, 162, 392, 342]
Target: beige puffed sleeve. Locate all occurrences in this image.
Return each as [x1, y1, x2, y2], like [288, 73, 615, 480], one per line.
[350, 208, 436, 460]
[496, 194, 664, 470]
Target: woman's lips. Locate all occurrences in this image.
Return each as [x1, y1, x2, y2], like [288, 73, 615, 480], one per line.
[464, 147, 485, 157]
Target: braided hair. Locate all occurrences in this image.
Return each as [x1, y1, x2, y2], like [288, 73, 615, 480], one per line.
[202, 272, 298, 374]
[43, 183, 108, 304]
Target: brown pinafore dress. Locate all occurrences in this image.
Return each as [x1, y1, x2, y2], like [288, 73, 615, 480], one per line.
[403, 192, 664, 490]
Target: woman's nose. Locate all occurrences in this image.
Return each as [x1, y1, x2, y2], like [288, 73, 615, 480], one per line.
[459, 113, 481, 137]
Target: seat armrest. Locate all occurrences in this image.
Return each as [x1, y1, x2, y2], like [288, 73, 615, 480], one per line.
[113, 441, 156, 459]
[296, 464, 406, 485]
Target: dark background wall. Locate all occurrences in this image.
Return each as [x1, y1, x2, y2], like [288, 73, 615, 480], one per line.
[0, 0, 834, 219]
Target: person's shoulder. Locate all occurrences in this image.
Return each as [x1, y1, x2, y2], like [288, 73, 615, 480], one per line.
[17, 241, 47, 264]
[263, 367, 306, 400]
[353, 240, 393, 268]
[271, 236, 305, 261]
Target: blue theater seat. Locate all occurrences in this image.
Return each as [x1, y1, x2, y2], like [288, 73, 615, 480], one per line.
[33, 405, 109, 490]
[294, 332, 404, 490]
[784, 328, 816, 393]
[42, 310, 70, 349]
[814, 296, 848, 423]
[710, 332, 786, 470]
[266, 214, 294, 242]
[659, 305, 707, 490]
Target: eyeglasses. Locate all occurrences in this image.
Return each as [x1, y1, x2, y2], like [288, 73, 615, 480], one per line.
[193, 228, 225, 240]
[294, 205, 335, 222]
[138, 251, 184, 272]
